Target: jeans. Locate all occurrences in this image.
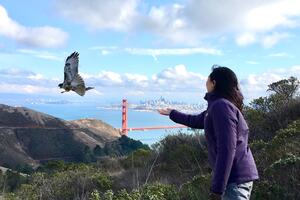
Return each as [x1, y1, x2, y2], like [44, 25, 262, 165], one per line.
[222, 181, 253, 200]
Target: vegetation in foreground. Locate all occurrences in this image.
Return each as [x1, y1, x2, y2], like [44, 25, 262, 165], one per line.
[0, 77, 299, 200]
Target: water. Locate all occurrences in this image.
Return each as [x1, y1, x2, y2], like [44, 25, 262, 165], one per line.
[23, 103, 188, 146]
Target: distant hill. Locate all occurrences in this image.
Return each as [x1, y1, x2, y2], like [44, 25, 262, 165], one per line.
[0, 104, 122, 169]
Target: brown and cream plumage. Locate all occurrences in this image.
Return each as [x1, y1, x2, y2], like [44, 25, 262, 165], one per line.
[58, 51, 94, 96]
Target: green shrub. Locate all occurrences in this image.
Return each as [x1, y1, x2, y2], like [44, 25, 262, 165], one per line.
[179, 174, 211, 200]
[121, 148, 152, 169]
[10, 165, 112, 200]
[150, 131, 209, 185]
[252, 154, 300, 200]
[140, 183, 179, 200]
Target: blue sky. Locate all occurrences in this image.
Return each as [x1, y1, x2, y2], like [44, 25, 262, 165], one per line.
[0, 0, 300, 104]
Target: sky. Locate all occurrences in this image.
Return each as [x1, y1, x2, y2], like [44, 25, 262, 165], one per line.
[0, 0, 300, 105]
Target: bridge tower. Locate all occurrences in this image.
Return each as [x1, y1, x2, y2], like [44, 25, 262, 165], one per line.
[121, 99, 128, 135]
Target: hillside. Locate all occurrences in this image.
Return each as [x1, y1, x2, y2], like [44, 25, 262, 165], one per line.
[0, 104, 121, 169]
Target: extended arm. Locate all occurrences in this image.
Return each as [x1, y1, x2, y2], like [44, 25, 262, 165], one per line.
[169, 110, 206, 129]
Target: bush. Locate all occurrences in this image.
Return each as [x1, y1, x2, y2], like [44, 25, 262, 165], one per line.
[89, 183, 179, 200]
[121, 148, 152, 169]
[150, 131, 209, 185]
[99, 135, 150, 157]
[140, 183, 179, 200]
[250, 120, 300, 199]
[245, 95, 300, 142]
[10, 165, 112, 200]
[0, 170, 28, 193]
[179, 174, 211, 200]
[252, 154, 300, 200]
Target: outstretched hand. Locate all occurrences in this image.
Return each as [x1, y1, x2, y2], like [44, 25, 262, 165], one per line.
[157, 108, 173, 116]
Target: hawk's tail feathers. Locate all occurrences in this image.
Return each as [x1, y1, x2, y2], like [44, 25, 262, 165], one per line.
[85, 87, 94, 91]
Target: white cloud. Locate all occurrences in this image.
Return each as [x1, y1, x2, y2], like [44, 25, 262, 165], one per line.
[98, 71, 123, 85]
[268, 52, 291, 57]
[124, 47, 222, 56]
[0, 5, 68, 48]
[0, 68, 35, 77]
[240, 65, 300, 100]
[81, 71, 123, 87]
[241, 73, 282, 93]
[236, 33, 256, 46]
[246, 61, 259, 65]
[89, 46, 119, 50]
[142, 3, 196, 44]
[0, 68, 98, 96]
[183, 0, 300, 46]
[149, 65, 207, 92]
[261, 32, 290, 48]
[123, 73, 148, 87]
[55, 0, 139, 31]
[17, 49, 64, 61]
[100, 50, 111, 55]
[1, 65, 299, 102]
[80, 64, 207, 93]
[28, 73, 44, 80]
[90, 46, 222, 60]
[0, 83, 58, 94]
[236, 32, 290, 48]
[86, 89, 103, 96]
[0, 68, 58, 89]
[82, 71, 148, 88]
[55, 0, 300, 47]
[125, 91, 145, 96]
[245, 0, 300, 32]
[290, 65, 300, 72]
[270, 65, 300, 76]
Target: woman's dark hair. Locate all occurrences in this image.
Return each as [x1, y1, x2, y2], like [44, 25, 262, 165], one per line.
[209, 65, 244, 111]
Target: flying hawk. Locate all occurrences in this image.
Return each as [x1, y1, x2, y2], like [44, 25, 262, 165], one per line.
[58, 52, 94, 96]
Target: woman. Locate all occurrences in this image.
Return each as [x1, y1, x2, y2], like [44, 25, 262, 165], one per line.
[158, 65, 259, 200]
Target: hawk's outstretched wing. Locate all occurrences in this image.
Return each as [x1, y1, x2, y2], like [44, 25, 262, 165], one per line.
[64, 52, 79, 84]
[71, 74, 86, 96]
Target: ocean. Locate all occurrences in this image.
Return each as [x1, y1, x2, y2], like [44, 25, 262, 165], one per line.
[23, 103, 193, 146]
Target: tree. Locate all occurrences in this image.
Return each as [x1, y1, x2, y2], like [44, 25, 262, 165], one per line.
[94, 145, 105, 156]
[245, 77, 300, 142]
[267, 76, 299, 100]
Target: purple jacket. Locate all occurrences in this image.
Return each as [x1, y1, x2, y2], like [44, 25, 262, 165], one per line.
[169, 91, 259, 194]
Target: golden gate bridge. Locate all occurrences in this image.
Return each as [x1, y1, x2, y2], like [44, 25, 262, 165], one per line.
[119, 99, 187, 135]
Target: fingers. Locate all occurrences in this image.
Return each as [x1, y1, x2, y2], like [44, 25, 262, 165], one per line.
[157, 108, 172, 116]
[166, 108, 173, 112]
[157, 109, 163, 115]
[157, 109, 166, 115]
